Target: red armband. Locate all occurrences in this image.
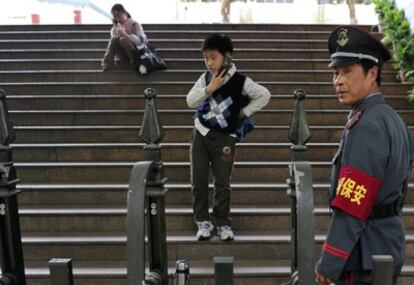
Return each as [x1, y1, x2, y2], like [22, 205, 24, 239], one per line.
[331, 166, 382, 221]
[323, 242, 350, 259]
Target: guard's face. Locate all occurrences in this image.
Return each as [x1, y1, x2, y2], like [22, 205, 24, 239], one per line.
[332, 63, 378, 106]
[203, 50, 224, 75]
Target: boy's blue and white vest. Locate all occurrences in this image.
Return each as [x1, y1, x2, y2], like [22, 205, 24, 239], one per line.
[195, 71, 248, 134]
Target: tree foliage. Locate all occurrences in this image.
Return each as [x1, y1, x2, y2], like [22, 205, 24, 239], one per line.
[318, 0, 371, 3]
[374, 0, 414, 102]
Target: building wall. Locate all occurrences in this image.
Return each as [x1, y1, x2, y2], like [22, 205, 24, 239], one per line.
[395, 0, 414, 33]
[0, 0, 378, 25]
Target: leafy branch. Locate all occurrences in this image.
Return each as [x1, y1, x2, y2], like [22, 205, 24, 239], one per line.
[373, 0, 414, 102]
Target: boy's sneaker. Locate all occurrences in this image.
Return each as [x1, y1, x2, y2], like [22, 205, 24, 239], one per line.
[196, 221, 214, 240]
[217, 225, 234, 241]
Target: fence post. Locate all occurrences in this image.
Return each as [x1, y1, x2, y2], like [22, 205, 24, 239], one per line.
[286, 89, 315, 285]
[49, 258, 74, 285]
[214, 256, 233, 285]
[0, 90, 26, 285]
[127, 88, 168, 285]
[372, 255, 393, 285]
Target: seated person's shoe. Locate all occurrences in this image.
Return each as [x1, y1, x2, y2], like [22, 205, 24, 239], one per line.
[196, 221, 214, 240]
[217, 225, 234, 241]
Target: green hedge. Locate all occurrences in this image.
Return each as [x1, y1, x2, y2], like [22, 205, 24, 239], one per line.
[373, 0, 414, 102]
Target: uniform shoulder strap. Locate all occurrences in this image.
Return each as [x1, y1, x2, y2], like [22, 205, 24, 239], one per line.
[346, 108, 365, 129]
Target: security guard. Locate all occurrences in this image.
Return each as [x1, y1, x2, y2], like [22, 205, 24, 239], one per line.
[315, 26, 414, 284]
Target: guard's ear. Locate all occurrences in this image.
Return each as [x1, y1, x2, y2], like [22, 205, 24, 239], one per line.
[368, 65, 379, 84]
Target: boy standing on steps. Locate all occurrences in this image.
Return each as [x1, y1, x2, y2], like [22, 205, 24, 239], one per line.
[186, 34, 270, 241]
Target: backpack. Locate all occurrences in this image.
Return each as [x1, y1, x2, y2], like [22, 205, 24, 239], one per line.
[135, 43, 167, 75]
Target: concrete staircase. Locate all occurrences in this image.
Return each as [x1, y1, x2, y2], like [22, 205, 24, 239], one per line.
[0, 24, 413, 285]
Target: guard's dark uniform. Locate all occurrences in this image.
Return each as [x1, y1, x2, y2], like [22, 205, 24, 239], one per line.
[316, 26, 414, 284]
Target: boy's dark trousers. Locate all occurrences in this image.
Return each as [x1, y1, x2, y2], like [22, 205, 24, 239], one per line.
[191, 129, 236, 227]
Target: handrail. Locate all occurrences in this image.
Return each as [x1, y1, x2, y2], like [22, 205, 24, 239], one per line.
[286, 89, 315, 285]
[0, 90, 26, 285]
[127, 88, 168, 285]
[127, 160, 160, 284]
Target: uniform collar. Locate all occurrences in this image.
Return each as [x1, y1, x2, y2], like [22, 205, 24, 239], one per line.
[348, 92, 384, 119]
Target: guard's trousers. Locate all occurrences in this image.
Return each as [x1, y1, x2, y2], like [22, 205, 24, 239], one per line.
[335, 262, 403, 285]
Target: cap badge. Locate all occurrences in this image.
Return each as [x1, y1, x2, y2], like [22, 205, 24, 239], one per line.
[336, 28, 349, 47]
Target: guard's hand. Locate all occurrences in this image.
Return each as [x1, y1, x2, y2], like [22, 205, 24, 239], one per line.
[315, 271, 332, 285]
[205, 69, 227, 96]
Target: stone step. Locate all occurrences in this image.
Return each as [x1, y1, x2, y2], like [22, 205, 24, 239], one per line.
[0, 39, 331, 49]
[6, 94, 410, 111]
[0, 30, 333, 40]
[17, 183, 414, 207]
[9, 142, 339, 162]
[17, 206, 311, 232]
[13, 125, 414, 144]
[3, 30, 379, 40]
[24, 258, 290, 285]
[144, 29, 379, 40]
[16, 183, 299, 206]
[22, 232, 294, 262]
[0, 48, 331, 60]
[12, 125, 338, 144]
[0, 58, 397, 71]
[17, 206, 414, 233]
[12, 161, 328, 184]
[19, 231, 414, 262]
[12, 161, 414, 184]
[2, 81, 411, 95]
[0, 23, 375, 32]
[20, 259, 414, 285]
[0, 69, 399, 83]
[8, 109, 414, 126]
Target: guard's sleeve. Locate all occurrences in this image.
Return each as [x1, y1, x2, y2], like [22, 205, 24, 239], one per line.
[317, 119, 388, 280]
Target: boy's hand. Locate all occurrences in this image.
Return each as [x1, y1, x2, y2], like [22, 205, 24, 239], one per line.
[205, 69, 227, 96]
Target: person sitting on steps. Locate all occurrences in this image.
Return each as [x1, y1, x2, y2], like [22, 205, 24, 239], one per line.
[101, 3, 147, 71]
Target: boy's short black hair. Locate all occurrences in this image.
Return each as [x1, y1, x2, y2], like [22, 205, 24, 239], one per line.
[202, 33, 233, 55]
